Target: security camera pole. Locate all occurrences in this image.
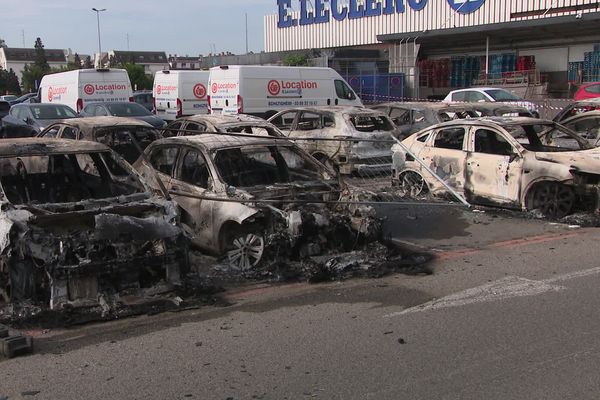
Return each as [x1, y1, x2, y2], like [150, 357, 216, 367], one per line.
[92, 8, 107, 67]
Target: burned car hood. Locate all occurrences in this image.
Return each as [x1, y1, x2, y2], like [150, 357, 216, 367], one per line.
[534, 149, 600, 174]
[236, 180, 341, 202]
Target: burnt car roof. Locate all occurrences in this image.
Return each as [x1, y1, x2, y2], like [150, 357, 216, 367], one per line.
[430, 116, 554, 129]
[0, 137, 111, 157]
[156, 133, 292, 152]
[562, 110, 600, 121]
[180, 114, 266, 126]
[278, 106, 379, 116]
[49, 116, 154, 130]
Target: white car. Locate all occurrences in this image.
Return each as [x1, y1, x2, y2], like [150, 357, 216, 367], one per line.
[392, 117, 600, 218]
[443, 87, 539, 117]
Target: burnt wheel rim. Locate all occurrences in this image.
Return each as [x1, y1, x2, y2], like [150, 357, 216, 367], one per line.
[399, 171, 425, 197]
[227, 233, 265, 270]
[531, 182, 574, 219]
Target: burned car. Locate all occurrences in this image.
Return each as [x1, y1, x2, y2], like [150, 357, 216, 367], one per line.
[553, 98, 600, 123]
[268, 107, 397, 175]
[370, 101, 534, 139]
[38, 116, 162, 164]
[0, 138, 188, 310]
[392, 117, 600, 218]
[163, 114, 281, 137]
[559, 110, 600, 147]
[134, 133, 378, 269]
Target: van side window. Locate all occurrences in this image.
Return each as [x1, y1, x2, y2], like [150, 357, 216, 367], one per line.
[335, 80, 356, 100]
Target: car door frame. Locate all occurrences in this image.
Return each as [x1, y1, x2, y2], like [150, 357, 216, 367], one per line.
[464, 125, 524, 206]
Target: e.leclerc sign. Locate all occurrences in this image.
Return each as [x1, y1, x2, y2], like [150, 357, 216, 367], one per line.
[277, 0, 485, 28]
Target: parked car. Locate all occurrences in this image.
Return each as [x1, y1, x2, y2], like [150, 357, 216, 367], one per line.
[8, 93, 38, 106]
[0, 138, 188, 309]
[38, 116, 162, 163]
[391, 117, 600, 218]
[443, 87, 539, 117]
[2, 103, 78, 136]
[162, 114, 283, 138]
[0, 95, 18, 102]
[268, 106, 398, 175]
[134, 133, 368, 269]
[370, 102, 534, 138]
[553, 98, 600, 123]
[80, 101, 166, 129]
[0, 101, 9, 121]
[133, 90, 154, 112]
[574, 82, 600, 101]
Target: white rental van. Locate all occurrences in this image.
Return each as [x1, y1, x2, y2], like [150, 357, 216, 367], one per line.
[153, 70, 210, 121]
[39, 68, 133, 113]
[208, 65, 362, 117]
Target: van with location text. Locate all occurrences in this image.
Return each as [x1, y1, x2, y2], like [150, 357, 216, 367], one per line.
[208, 65, 362, 117]
[153, 70, 210, 121]
[39, 68, 133, 113]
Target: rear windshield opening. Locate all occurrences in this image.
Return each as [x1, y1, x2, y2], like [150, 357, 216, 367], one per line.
[0, 151, 145, 205]
[349, 115, 394, 132]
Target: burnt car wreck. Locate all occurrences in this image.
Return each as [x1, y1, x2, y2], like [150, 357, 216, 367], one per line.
[135, 133, 383, 272]
[0, 139, 188, 311]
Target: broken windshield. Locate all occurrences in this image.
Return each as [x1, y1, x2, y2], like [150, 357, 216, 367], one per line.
[214, 145, 327, 188]
[0, 151, 146, 205]
[349, 115, 394, 132]
[505, 123, 591, 152]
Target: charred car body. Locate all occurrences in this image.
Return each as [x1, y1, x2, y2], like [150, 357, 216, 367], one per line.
[0, 139, 187, 309]
[392, 117, 600, 218]
[134, 133, 379, 269]
[268, 107, 398, 175]
[163, 114, 281, 137]
[371, 101, 534, 139]
[553, 98, 600, 123]
[38, 116, 162, 164]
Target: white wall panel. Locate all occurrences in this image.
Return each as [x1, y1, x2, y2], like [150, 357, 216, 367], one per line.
[264, 0, 600, 52]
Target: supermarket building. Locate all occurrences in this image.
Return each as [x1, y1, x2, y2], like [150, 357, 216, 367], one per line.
[264, 0, 600, 99]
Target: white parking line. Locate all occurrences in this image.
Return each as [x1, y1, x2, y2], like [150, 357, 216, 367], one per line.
[384, 266, 600, 318]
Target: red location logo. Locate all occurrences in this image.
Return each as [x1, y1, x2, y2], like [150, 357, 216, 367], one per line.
[193, 83, 207, 99]
[84, 84, 95, 95]
[211, 83, 219, 94]
[268, 80, 281, 96]
[47, 87, 53, 102]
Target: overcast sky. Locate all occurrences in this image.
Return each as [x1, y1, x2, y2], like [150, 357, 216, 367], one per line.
[0, 0, 279, 57]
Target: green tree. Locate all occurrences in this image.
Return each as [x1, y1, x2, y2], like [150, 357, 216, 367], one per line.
[83, 56, 93, 69]
[122, 63, 152, 90]
[34, 37, 50, 72]
[6, 69, 21, 95]
[282, 54, 308, 66]
[21, 64, 46, 92]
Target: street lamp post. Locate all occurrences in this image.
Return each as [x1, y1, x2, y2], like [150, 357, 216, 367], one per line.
[92, 8, 106, 66]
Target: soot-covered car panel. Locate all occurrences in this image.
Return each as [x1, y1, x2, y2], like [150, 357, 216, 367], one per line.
[0, 139, 187, 310]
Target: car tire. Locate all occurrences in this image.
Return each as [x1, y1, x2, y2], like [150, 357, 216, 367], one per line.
[525, 181, 574, 219]
[221, 226, 265, 271]
[396, 170, 427, 197]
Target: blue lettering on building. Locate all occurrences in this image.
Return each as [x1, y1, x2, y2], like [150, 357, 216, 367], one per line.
[276, 0, 430, 27]
[447, 0, 485, 14]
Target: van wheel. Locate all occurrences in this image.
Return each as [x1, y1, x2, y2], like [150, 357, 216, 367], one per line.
[264, 110, 277, 119]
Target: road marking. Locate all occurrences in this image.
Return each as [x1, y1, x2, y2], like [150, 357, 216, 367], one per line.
[385, 266, 600, 318]
[433, 231, 584, 261]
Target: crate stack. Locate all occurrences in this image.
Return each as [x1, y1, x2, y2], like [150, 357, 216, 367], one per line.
[568, 62, 584, 82]
[489, 53, 516, 80]
[449, 56, 482, 87]
[418, 59, 451, 88]
[583, 49, 600, 82]
[516, 56, 536, 71]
